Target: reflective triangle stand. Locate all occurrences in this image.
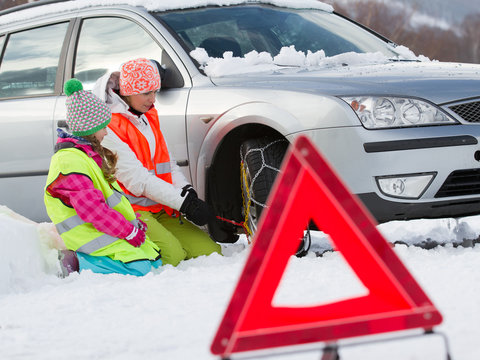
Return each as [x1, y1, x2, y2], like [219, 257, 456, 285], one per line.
[319, 330, 452, 360]
[220, 330, 452, 360]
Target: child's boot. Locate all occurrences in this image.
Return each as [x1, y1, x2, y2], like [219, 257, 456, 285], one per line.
[58, 250, 79, 277]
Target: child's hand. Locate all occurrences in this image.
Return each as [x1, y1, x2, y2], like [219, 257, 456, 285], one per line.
[136, 213, 148, 232]
[125, 225, 146, 247]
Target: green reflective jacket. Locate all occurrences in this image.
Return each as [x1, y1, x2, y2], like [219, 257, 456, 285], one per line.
[45, 147, 160, 263]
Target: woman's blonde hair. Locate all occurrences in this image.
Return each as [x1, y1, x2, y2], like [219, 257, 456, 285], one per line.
[82, 134, 118, 183]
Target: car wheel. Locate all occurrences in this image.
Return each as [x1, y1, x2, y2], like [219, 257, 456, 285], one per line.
[240, 136, 312, 256]
[240, 136, 289, 235]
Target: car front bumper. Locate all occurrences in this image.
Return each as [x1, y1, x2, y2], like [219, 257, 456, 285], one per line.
[358, 192, 480, 222]
[289, 124, 480, 222]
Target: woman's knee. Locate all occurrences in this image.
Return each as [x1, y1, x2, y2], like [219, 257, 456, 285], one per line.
[160, 249, 187, 266]
[185, 236, 221, 258]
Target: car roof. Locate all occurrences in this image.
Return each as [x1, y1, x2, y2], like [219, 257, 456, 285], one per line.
[0, 0, 333, 26]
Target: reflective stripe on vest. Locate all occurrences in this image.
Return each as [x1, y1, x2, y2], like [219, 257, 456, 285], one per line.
[156, 162, 171, 175]
[123, 193, 159, 207]
[56, 214, 82, 234]
[77, 233, 119, 254]
[106, 189, 124, 208]
[56, 215, 139, 254]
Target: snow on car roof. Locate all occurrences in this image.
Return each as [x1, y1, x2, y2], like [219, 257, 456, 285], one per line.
[0, 0, 333, 26]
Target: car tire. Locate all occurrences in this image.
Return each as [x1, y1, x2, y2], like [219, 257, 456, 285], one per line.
[240, 136, 289, 234]
[240, 136, 313, 256]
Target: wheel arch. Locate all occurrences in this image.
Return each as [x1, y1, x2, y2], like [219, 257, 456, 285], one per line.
[205, 122, 286, 223]
[195, 100, 297, 201]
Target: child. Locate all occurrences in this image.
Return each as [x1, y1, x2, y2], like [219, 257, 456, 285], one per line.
[44, 78, 162, 277]
[92, 58, 221, 266]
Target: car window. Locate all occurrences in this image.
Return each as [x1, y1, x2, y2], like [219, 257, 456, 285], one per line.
[156, 5, 397, 61]
[0, 22, 68, 98]
[74, 17, 163, 90]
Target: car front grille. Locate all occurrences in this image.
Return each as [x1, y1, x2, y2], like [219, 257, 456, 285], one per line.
[449, 100, 480, 123]
[436, 168, 480, 198]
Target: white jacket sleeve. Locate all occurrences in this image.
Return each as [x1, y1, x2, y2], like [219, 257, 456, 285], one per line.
[163, 137, 190, 189]
[102, 130, 186, 211]
[171, 160, 190, 189]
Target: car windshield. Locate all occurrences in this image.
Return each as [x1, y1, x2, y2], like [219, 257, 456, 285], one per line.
[155, 5, 398, 64]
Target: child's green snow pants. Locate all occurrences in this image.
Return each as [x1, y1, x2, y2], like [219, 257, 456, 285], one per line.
[137, 210, 221, 266]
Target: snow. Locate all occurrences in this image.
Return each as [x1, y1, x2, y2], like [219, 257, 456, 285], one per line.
[190, 45, 430, 77]
[2, 203, 480, 359]
[0, 1, 477, 358]
[0, 0, 332, 26]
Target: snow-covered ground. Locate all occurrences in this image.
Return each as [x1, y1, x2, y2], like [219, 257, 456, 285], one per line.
[1, 204, 480, 359]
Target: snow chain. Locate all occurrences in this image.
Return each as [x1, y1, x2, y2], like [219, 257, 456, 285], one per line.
[240, 139, 288, 241]
[240, 160, 253, 239]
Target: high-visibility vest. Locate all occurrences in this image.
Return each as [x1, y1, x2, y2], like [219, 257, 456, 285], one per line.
[44, 147, 160, 263]
[109, 108, 176, 215]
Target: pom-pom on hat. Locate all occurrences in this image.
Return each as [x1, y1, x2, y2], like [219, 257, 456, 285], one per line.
[119, 58, 161, 96]
[64, 78, 112, 136]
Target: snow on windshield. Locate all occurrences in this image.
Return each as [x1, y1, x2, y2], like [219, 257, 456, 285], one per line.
[190, 45, 431, 77]
[0, 0, 332, 26]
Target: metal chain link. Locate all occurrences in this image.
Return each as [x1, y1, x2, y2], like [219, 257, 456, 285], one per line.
[240, 160, 253, 238]
[240, 139, 288, 237]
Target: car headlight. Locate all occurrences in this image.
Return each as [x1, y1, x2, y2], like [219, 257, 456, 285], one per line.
[341, 96, 458, 129]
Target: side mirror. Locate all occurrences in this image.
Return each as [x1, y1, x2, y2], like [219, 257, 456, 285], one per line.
[151, 52, 185, 89]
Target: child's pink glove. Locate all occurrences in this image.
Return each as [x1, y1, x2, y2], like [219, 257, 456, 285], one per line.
[125, 225, 146, 247]
[136, 213, 148, 232]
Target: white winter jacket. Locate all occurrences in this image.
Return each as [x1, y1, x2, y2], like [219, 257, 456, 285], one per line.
[92, 72, 189, 211]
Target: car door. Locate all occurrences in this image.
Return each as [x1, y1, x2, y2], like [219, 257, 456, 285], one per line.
[0, 22, 71, 221]
[71, 14, 191, 182]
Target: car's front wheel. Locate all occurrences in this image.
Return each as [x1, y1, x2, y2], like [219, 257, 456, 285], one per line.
[240, 136, 311, 256]
[240, 137, 289, 235]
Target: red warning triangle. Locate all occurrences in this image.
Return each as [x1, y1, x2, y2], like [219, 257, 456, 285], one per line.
[211, 135, 442, 356]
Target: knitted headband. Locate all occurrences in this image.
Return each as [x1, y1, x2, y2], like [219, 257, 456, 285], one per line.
[119, 58, 161, 96]
[64, 78, 112, 136]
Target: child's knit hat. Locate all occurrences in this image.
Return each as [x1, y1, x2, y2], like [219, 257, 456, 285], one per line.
[64, 78, 112, 136]
[119, 58, 161, 96]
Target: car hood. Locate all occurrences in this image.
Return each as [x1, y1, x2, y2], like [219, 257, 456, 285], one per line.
[209, 61, 480, 104]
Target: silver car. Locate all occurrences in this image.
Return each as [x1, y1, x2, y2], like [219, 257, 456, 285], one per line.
[1, 0, 480, 242]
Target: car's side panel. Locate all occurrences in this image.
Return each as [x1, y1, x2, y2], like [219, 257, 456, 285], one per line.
[155, 88, 192, 182]
[0, 20, 73, 221]
[0, 97, 58, 221]
[186, 88, 357, 197]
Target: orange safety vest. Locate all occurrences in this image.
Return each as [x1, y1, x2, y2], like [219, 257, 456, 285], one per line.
[109, 108, 176, 215]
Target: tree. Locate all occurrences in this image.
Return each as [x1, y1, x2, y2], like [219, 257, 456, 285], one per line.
[460, 14, 480, 63]
[0, 0, 32, 11]
[334, 0, 479, 64]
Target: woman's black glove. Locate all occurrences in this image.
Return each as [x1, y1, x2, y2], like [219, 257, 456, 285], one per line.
[179, 186, 213, 226]
[180, 184, 197, 198]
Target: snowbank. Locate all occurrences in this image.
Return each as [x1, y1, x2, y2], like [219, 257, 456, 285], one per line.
[0, 206, 62, 295]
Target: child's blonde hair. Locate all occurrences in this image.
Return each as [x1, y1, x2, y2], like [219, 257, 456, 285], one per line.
[82, 134, 118, 183]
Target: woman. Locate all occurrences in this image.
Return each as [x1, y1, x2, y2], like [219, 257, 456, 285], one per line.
[45, 78, 162, 276]
[93, 58, 221, 266]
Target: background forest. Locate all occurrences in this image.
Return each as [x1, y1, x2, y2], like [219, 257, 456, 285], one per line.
[332, 0, 480, 63]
